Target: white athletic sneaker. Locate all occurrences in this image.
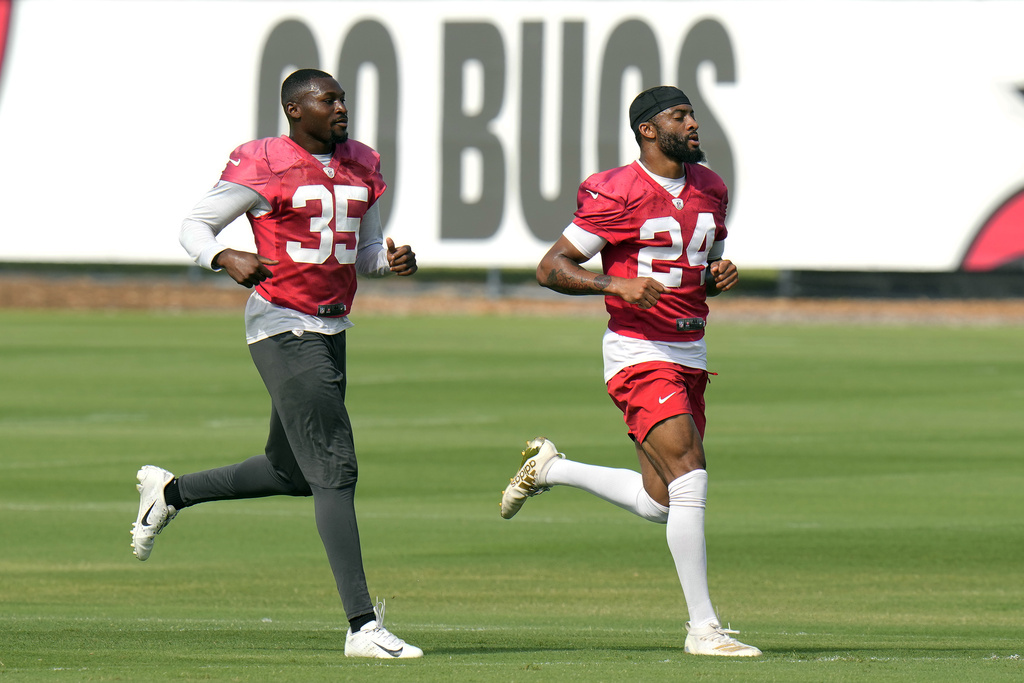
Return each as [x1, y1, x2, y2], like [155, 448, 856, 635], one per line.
[499, 437, 564, 519]
[131, 465, 177, 561]
[684, 621, 762, 657]
[345, 600, 423, 659]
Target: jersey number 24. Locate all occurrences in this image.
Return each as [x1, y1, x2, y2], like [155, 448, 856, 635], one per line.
[637, 213, 716, 287]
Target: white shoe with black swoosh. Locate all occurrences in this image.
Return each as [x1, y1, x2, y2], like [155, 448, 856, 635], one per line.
[345, 599, 423, 659]
[131, 465, 177, 561]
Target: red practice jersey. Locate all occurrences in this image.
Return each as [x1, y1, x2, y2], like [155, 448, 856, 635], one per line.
[220, 135, 386, 317]
[573, 161, 729, 342]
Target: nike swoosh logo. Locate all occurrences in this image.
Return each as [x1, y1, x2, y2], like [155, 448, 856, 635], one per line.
[587, 190, 599, 199]
[228, 158, 241, 166]
[140, 502, 155, 526]
[375, 644, 404, 657]
[658, 393, 676, 404]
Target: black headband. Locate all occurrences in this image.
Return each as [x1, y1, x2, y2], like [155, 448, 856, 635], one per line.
[629, 86, 692, 134]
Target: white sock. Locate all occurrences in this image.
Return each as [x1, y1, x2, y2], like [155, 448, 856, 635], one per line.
[545, 458, 669, 523]
[666, 469, 716, 628]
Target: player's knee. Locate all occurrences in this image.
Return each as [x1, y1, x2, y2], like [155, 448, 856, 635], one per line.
[305, 466, 358, 492]
[269, 463, 313, 496]
[636, 489, 670, 524]
[288, 480, 313, 497]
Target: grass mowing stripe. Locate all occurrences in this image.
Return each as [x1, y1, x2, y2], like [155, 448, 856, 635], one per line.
[1, 310, 1022, 681]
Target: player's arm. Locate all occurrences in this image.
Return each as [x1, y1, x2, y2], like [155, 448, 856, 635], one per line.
[354, 203, 417, 277]
[354, 203, 391, 277]
[537, 233, 665, 309]
[179, 181, 278, 288]
[705, 242, 738, 297]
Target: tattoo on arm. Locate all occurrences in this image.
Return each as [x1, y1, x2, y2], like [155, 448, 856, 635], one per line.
[544, 263, 611, 295]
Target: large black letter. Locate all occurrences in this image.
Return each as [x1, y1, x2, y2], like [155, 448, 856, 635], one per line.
[677, 18, 737, 199]
[257, 20, 319, 139]
[441, 22, 506, 239]
[519, 21, 585, 241]
[338, 20, 400, 227]
[597, 20, 661, 171]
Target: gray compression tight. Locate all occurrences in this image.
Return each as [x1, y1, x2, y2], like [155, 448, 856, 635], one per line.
[177, 459, 372, 620]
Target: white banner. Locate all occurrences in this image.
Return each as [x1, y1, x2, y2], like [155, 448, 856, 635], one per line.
[1, 0, 1022, 271]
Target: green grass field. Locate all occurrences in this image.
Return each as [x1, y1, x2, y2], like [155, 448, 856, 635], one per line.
[2, 307, 1022, 681]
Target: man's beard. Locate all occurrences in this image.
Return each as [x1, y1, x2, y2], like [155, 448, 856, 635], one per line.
[658, 129, 706, 164]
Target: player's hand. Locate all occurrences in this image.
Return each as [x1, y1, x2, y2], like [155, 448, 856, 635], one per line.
[386, 237, 418, 276]
[614, 276, 666, 309]
[708, 259, 738, 293]
[215, 249, 278, 288]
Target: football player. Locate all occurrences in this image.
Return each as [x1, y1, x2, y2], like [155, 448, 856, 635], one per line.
[501, 86, 760, 657]
[132, 69, 422, 659]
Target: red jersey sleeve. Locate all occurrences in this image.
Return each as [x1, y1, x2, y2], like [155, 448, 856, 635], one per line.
[220, 139, 279, 200]
[573, 180, 630, 239]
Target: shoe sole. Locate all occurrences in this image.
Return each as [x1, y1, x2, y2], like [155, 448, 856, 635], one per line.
[684, 635, 762, 657]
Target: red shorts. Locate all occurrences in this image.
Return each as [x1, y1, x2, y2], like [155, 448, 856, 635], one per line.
[606, 361, 709, 444]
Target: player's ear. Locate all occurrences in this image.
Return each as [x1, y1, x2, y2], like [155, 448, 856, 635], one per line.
[284, 101, 301, 122]
[638, 121, 657, 142]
